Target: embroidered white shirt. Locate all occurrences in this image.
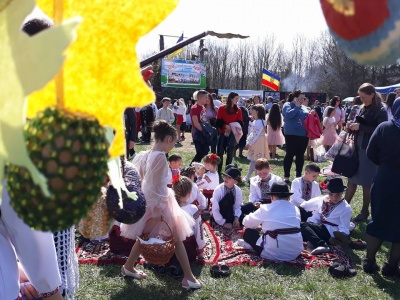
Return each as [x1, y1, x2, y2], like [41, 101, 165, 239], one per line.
[197, 171, 219, 190]
[211, 183, 243, 226]
[243, 200, 303, 261]
[290, 177, 321, 207]
[187, 182, 207, 210]
[249, 174, 283, 203]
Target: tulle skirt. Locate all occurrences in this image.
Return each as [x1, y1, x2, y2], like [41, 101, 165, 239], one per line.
[266, 126, 285, 146]
[120, 188, 195, 242]
[320, 128, 337, 146]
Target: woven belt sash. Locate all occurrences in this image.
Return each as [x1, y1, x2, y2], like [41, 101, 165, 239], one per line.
[262, 227, 301, 248]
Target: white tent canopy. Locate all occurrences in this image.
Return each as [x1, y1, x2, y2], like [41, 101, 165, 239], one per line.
[375, 83, 400, 94]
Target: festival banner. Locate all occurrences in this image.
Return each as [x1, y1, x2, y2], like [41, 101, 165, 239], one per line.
[161, 59, 206, 88]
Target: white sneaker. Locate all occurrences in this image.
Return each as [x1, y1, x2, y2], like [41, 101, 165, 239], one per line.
[237, 239, 253, 250]
[311, 246, 331, 255]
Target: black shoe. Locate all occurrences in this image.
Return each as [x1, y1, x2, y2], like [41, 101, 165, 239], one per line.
[363, 258, 380, 274]
[382, 263, 400, 277]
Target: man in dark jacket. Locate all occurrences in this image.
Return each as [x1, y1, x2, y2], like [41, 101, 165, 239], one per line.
[124, 108, 137, 159]
[139, 104, 155, 143]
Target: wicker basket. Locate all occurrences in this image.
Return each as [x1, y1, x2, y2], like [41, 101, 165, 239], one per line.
[139, 217, 175, 265]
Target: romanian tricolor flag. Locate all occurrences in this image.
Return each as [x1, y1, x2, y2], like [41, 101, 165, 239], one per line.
[261, 68, 280, 91]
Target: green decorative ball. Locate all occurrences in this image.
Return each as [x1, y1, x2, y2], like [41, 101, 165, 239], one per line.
[7, 107, 109, 231]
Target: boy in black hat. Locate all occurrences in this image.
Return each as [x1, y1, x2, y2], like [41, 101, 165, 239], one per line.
[241, 182, 303, 261]
[300, 178, 353, 255]
[211, 167, 243, 229]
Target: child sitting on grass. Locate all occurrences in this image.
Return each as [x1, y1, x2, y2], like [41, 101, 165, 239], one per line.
[241, 182, 303, 261]
[300, 178, 361, 255]
[167, 154, 182, 185]
[240, 158, 283, 224]
[290, 163, 322, 221]
[180, 166, 207, 211]
[211, 167, 243, 229]
[172, 176, 205, 260]
[196, 153, 220, 190]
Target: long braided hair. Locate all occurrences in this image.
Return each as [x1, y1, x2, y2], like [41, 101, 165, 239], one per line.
[172, 176, 192, 204]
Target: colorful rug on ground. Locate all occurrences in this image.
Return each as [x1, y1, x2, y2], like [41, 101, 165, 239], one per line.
[76, 222, 352, 269]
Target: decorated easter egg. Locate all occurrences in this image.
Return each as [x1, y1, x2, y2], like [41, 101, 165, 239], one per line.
[7, 107, 109, 231]
[320, 0, 400, 65]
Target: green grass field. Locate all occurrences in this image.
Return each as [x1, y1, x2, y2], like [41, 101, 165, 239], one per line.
[76, 142, 400, 300]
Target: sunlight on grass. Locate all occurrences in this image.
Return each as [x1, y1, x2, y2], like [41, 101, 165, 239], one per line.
[76, 144, 399, 299]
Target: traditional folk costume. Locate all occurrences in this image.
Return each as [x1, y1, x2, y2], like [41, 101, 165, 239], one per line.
[242, 184, 303, 261]
[181, 204, 206, 253]
[301, 197, 352, 248]
[246, 119, 270, 161]
[196, 171, 219, 190]
[240, 174, 283, 224]
[187, 182, 207, 211]
[0, 184, 61, 300]
[290, 177, 321, 221]
[211, 183, 243, 226]
[167, 167, 181, 185]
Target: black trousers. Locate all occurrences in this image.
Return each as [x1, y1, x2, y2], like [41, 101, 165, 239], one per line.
[283, 135, 309, 178]
[217, 134, 235, 174]
[299, 207, 313, 222]
[243, 228, 263, 255]
[300, 222, 331, 247]
[191, 140, 209, 163]
[239, 202, 259, 226]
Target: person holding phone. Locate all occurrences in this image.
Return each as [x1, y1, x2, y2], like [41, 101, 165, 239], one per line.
[281, 90, 309, 183]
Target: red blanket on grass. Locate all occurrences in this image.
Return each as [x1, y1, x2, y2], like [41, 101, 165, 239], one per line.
[76, 222, 352, 269]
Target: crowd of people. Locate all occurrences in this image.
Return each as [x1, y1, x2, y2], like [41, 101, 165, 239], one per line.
[2, 11, 400, 300]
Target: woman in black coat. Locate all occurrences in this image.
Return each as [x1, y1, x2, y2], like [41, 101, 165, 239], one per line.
[363, 98, 400, 276]
[344, 83, 388, 222]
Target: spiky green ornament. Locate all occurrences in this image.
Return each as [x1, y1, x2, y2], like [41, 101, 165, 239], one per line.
[7, 107, 109, 231]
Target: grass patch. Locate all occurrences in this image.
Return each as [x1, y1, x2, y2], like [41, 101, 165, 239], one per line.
[76, 143, 400, 299]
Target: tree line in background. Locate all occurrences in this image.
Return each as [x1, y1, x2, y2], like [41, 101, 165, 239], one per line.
[140, 31, 400, 101]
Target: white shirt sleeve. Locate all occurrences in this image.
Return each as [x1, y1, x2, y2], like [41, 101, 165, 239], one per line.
[246, 120, 264, 146]
[234, 186, 243, 218]
[243, 206, 264, 228]
[249, 178, 261, 203]
[196, 186, 207, 210]
[290, 178, 305, 207]
[337, 205, 352, 235]
[211, 186, 226, 226]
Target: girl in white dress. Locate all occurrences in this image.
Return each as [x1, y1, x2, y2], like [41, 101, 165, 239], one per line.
[244, 104, 270, 181]
[120, 121, 202, 290]
[196, 153, 221, 190]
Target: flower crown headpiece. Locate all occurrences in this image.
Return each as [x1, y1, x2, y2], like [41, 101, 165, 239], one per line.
[172, 174, 180, 184]
[209, 153, 218, 162]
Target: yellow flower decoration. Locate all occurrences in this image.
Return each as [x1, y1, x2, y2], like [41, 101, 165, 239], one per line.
[0, 0, 80, 198]
[30, 0, 179, 157]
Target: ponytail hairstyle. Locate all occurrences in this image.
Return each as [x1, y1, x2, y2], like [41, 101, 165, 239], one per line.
[225, 92, 239, 114]
[172, 176, 193, 203]
[267, 103, 282, 131]
[287, 93, 294, 102]
[202, 153, 221, 167]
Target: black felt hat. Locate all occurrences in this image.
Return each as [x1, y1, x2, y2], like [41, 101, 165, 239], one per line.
[221, 167, 241, 181]
[326, 178, 347, 193]
[266, 182, 293, 197]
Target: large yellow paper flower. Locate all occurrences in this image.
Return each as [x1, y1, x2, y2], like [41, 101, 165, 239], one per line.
[0, 0, 80, 198]
[30, 0, 178, 157]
